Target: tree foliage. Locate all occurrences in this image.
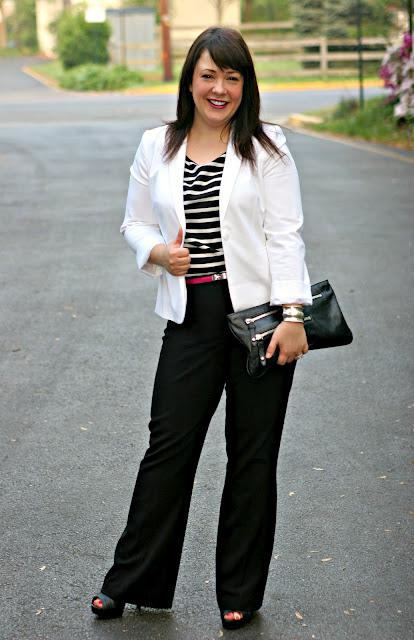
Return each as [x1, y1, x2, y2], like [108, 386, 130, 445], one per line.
[55, 10, 110, 70]
[291, 0, 406, 38]
[241, 0, 292, 21]
[8, 0, 38, 52]
[291, 0, 324, 36]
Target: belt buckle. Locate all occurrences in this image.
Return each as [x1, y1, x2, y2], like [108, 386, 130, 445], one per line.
[213, 272, 226, 281]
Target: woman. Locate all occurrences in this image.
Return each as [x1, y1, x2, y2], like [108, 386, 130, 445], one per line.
[91, 27, 312, 631]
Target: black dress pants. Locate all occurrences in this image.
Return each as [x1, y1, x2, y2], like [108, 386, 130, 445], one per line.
[101, 279, 296, 611]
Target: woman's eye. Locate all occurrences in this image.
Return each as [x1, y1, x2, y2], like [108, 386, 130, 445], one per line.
[202, 74, 213, 79]
[228, 76, 239, 81]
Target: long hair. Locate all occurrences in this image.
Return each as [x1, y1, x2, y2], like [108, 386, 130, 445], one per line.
[163, 27, 283, 167]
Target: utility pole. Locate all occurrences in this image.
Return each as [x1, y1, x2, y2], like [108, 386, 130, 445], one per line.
[244, 0, 254, 23]
[160, 0, 173, 82]
[356, 0, 364, 109]
[408, 0, 413, 43]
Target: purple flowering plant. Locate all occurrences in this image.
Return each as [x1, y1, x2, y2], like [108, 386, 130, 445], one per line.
[380, 33, 414, 119]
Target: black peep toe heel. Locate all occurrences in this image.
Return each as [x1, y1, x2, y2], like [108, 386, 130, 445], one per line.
[91, 592, 127, 619]
[220, 608, 254, 630]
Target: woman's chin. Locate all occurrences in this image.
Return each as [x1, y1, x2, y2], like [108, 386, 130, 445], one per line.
[199, 111, 232, 129]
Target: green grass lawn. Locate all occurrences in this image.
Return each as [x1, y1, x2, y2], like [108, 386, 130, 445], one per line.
[30, 60, 62, 83]
[305, 96, 414, 151]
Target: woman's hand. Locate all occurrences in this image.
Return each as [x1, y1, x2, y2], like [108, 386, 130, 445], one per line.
[266, 321, 309, 365]
[149, 227, 191, 276]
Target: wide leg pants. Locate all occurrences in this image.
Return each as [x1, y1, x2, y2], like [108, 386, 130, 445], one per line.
[101, 279, 296, 611]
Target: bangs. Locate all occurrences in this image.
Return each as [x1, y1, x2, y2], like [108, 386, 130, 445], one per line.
[206, 35, 250, 74]
[185, 28, 253, 77]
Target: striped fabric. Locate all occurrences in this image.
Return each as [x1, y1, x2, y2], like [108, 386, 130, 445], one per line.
[183, 152, 226, 278]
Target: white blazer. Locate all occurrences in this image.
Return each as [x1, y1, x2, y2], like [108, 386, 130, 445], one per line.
[120, 123, 312, 324]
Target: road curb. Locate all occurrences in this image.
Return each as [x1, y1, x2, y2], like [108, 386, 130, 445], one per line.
[22, 65, 60, 91]
[288, 113, 324, 126]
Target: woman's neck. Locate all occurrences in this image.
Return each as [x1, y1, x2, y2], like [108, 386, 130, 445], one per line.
[185, 118, 231, 165]
[189, 117, 230, 145]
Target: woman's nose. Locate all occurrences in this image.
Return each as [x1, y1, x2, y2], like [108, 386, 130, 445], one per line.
[212, 79, 226, 95]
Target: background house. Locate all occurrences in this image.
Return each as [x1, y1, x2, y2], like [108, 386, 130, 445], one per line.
[35, 0, 241, 58]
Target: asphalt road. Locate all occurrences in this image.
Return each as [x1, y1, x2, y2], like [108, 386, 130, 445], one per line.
[0, 57, 413, 640]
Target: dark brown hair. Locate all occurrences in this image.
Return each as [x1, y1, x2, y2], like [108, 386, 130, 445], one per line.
[163, 27, 283, 167]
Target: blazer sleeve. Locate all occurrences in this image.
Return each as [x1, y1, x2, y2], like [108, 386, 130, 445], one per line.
[261, 126, 312, 306]
[120, 129, 165, 278]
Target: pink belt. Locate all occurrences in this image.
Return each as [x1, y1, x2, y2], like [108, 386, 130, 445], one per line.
[186, 271, 227, 285]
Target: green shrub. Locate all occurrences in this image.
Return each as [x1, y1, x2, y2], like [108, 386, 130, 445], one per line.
[58, 64, 143, 91]
[311, 96, 414, 150]
[55, 10, 110, 70]
[332, 97, 359, 120]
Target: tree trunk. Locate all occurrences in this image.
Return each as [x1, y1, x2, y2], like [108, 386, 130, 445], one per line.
[217, 1, 223, 24]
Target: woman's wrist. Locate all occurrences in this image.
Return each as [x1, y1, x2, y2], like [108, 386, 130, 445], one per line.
[149, 244, 168, 268]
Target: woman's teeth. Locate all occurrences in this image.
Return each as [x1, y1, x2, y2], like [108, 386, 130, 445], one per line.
[208, 99, 227, 108]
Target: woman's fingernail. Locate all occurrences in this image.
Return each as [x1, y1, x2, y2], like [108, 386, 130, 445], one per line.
[266, 353, 271, 358]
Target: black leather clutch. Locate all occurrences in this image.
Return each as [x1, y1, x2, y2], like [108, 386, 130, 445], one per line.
[227, 280, 353, 378]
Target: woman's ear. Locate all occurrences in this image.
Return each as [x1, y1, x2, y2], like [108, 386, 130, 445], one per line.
[189, 85, 192, 93]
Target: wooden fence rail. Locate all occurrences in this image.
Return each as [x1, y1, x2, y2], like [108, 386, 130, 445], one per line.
[170, 35, 388, 76]
[111, 26, 389, 76]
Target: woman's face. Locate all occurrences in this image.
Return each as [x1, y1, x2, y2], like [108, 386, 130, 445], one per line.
[189, 49, 244, 131]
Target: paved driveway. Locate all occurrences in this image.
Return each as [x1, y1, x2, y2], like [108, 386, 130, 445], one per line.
[0, 58, 413, 640]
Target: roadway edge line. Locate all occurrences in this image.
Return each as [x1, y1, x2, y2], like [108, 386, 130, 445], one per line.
[281, 124, 414, 165]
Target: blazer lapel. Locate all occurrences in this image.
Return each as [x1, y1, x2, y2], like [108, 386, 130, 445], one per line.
[220, 134, 242, 223]
[167, 131, 242, 229]
[168, 137, 187, 231]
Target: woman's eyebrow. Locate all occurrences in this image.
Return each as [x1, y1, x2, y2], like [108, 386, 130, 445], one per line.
[200, 67, 240, 74]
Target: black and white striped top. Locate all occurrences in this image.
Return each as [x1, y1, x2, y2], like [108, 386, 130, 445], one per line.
[183, 152, 226, 278]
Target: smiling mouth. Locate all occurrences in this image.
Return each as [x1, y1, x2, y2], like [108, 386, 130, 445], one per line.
[207, 99, 228, 109]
